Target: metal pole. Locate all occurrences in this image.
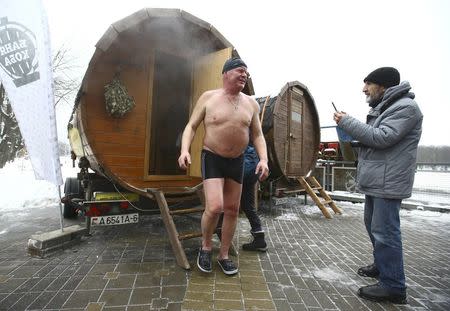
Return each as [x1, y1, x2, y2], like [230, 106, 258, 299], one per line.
[57, 185, 64, 232]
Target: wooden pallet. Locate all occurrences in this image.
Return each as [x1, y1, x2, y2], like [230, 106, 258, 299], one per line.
[297, 176, 342, 218]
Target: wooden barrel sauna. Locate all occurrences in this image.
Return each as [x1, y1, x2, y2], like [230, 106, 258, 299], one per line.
[256, 81, 320, 181]
[68, 8, 254, 194]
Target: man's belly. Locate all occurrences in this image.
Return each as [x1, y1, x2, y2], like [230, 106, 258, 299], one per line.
[203, 126, 249, 158]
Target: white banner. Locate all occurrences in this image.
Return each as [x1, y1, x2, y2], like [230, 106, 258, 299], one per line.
[0, 0, 62, 185]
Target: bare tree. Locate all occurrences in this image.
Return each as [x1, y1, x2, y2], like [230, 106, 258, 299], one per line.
[52, 45, 80, 107]
[0, 84, 24, 168]
[0, 46, 79, 168]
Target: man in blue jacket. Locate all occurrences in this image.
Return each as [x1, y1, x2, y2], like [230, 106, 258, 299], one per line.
[333, 67, 423, 304]
[241, 144, 268, 251]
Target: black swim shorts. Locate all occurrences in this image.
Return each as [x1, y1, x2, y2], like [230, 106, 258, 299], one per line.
[201, 149, 244, 184]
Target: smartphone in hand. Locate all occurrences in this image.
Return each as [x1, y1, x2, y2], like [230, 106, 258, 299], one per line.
[332, 102, 338, 112]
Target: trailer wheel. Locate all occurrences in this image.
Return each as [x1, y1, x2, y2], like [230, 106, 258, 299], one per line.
[63, 177, 82, 218]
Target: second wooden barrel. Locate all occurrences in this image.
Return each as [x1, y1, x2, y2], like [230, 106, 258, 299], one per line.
[256, 81, 320, 181]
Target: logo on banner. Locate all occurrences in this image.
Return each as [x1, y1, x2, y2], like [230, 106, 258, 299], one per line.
[0, 17, 40, 87]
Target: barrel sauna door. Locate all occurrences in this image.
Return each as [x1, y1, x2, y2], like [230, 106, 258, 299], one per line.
[145, 48, 231, 180]
[286, 86, 304, 176]
[146, 50, 192, 179]
[189, 48, 232, 178]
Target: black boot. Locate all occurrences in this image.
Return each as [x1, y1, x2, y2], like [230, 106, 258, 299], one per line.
[357, 263, 380, 278]
[242, 231, 267, 252]
[358, 283, 407, 304]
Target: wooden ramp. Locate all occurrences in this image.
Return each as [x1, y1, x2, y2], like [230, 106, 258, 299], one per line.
[145, 184, 236, 270]
[297, 176, 342, 219]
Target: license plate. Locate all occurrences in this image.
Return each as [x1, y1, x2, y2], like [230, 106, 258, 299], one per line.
[90, 213, 139, 226]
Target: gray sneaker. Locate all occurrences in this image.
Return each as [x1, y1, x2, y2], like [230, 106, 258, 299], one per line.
[217, 258, 238, 275]
[197, 249, 212, 273]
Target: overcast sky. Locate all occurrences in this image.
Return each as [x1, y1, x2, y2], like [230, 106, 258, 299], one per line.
[43, 0, 450, 146]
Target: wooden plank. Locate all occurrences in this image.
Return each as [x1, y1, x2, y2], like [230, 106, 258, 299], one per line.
[96, 26, 119, 52]
[178, 231, 203, 240]
[102, 154, 144, 167]
[83, 112, 147, 131]
[93, 142, 145, 155]
[151, 190, 190, 269]
[143, 52, 155, 183]
[169, 207, 204, 215]
[111, 166, 145, 177]
[112, 8, 149, 33]
[88, 130, 146, 145]
[124, 178, 201, 190]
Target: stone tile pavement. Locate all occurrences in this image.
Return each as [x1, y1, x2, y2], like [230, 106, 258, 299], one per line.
[0, 198, 449, 310]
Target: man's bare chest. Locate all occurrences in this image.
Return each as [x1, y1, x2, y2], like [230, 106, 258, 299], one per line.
[205, 105, 252, 127]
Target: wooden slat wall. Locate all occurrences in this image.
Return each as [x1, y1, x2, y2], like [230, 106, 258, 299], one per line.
[81, 49, 151, 188]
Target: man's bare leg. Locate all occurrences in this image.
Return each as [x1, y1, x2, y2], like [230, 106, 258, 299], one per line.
[201, 178, 225, 250]
[218, 179, 242, 260]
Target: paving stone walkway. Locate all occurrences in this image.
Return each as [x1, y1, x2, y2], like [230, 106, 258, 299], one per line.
[0, 198, 449, 310]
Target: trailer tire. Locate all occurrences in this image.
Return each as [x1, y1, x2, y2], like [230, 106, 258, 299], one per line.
[63, 177, 82, 218]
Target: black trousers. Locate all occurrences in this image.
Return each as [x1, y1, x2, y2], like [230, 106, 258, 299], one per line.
[240, 171, 262, 232]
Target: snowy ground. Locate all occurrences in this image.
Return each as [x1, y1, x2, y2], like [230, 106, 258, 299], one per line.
[0, 156, 78, 213]
[272, 197, 450, 225]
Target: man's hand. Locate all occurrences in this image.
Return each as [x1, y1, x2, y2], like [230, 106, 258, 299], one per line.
[178, 151, 191, 170]
[333, 111, 347, 124]
[255, 159, 269, 181]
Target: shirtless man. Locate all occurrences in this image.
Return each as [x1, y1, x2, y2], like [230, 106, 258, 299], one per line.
[178, 57, 269, 275]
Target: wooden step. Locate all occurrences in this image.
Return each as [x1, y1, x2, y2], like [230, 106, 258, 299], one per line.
[297, 176, 341, 219]
[178, 231, 202, 240]
[165, 194, 199, 203]
[169, 207, 204, 215]
[283, 189, 303, 194]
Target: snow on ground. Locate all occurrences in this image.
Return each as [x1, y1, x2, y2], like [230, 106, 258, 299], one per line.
[0, 156, 78, 213]
[275, 212, 299, 221]
[312, 267, 355, 287]
[329, 199, 450, 223]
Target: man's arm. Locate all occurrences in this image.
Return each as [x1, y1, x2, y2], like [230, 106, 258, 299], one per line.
[178, 92, 208, 169]
[250, 99, 269, 181]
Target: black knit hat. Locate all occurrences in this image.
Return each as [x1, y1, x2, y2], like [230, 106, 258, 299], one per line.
[222, 57, 247, 74]
[363, 67, 400, 88]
